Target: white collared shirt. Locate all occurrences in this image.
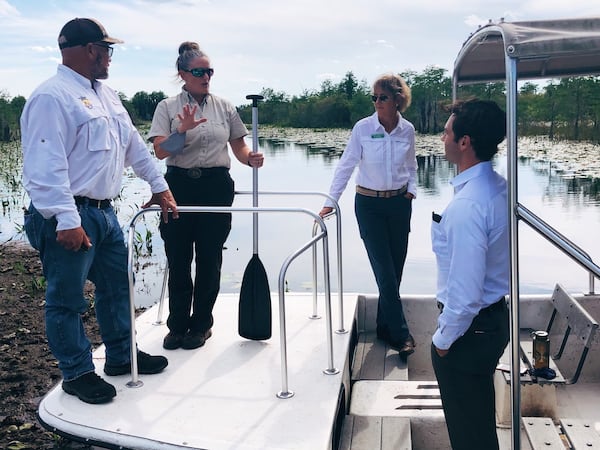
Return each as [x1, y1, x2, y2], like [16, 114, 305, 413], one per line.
[21, 65, 168, 231]
[324, 112, 417, 207]
[431, 161, 509, 350]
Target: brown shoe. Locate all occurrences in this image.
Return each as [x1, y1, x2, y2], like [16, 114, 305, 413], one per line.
[397, 335, 415, 357]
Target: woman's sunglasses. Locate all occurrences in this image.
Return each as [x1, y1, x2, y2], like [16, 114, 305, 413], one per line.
[184, 68, 215, 78]
[371, 95, 390, 102]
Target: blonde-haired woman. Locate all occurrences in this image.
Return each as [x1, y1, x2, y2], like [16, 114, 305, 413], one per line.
[319, 73, 417, 358]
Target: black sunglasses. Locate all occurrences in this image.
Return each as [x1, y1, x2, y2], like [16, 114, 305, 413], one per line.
[92, 42, 114, 57]
[184, 67, 215, 78]
[371, 94, 390, 102]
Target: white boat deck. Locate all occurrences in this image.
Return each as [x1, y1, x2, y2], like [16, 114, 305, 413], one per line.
[37, 291, 600, 449]
[38, 292, 358, 450]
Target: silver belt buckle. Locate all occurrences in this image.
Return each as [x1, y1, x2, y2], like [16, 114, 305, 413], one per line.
[188, 167, 202, 178]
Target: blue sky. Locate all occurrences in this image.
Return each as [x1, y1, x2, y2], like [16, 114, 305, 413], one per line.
[2, 0, 600, 107]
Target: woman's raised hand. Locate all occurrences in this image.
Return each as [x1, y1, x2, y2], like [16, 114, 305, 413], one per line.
[176, 104, 207, 133]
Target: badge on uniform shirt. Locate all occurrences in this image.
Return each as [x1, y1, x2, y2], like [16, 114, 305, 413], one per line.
[371, 133, 384, 139]
[79, 97, 93, 109]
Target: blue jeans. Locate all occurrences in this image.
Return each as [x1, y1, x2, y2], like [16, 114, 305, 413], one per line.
[24, 202, 132, 381]
[355, 193, 412, 344]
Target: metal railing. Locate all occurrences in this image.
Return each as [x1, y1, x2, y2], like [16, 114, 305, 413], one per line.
[124, 198, 344, 398]
[151, 191, 347, 333]
[516, 203, 599, 294]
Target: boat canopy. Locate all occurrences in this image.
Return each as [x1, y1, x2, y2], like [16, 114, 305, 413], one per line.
[453, 17, 600, 84]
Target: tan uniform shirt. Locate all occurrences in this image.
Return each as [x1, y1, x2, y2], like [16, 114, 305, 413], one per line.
[148, 90, 248, 169]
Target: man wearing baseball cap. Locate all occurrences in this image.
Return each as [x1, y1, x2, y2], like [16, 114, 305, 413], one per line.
[58, 17, 124, 49]
[21, 18, 179, 404]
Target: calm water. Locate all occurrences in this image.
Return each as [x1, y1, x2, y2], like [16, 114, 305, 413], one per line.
[1, 133, 599, 307]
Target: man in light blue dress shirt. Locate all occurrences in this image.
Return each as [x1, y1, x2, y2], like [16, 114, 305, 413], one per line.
[431, 99, 509, 450]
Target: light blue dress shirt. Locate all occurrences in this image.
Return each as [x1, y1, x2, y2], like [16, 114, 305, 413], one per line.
[431, 161, 509, 350]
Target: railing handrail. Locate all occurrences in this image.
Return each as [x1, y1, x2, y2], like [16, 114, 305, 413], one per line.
[517, 202, 600, 293]
[125, 203, 342, 397]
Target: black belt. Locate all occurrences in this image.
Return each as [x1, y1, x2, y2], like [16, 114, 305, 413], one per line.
[74, 196, 112, 209]
[167, 166, 229, 179]
[437, 296, 506, 313]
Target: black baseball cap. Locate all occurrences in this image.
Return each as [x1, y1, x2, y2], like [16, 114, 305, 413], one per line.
[58, 18, 124, 49]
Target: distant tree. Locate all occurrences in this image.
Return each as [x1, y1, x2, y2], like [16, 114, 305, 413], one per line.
[338, 72, 359, 100]
[131, 90, 167, 121]
[0, 92, 25, 141]
[4, 68, 600, 142]
[402, 66, 452, 134]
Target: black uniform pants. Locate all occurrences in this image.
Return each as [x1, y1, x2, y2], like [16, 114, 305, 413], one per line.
[431, 298, 509, 450]
[160, 167, 234, 335]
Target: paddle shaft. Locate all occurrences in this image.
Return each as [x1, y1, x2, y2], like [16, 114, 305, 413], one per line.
[246, 94, 263, 255]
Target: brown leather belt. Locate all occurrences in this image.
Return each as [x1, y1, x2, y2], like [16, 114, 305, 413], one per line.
[356, 184, 407, 198]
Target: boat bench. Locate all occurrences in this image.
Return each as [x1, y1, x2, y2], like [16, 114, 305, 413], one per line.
[496, 284, 599, 423]
[511, 283, 599, 385]
[522, 417, 600, 449]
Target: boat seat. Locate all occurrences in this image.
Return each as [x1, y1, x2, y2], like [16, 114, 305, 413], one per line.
[500, 283, 598, 386]
[543, 283, 599, 385]
[495, 284, 599, 424]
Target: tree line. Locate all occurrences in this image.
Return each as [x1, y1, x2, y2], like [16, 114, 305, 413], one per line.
[2, 66, 600, 143]
[236, 67, 600, 142]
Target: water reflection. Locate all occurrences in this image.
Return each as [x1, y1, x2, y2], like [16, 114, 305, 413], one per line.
[417, 155, 455, 195]
[1, 135, 598, 306]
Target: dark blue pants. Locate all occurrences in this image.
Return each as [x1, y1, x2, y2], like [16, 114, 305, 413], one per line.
[431, 300, 510, 450]
[355, 193, 412, 344]
[160, 168, 234, 335]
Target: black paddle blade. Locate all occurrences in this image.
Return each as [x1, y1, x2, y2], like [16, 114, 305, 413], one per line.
[239, 254, 272, 340]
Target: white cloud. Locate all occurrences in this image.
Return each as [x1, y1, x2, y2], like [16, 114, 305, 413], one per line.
[29, 46, 56, 53]
[2, 0, 600, 105]
[0, 0, 18, 17]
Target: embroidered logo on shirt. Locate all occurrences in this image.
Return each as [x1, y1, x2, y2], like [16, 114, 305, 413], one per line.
[371, 133, 384, 139]
[79, 97, 93, 109]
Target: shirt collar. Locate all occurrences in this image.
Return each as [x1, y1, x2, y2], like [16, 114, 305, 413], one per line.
[182, 87, 209, 107]
[367, 111, 404, 134]
[58, 64, 100, 91]
[450, 161, 493, 193]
